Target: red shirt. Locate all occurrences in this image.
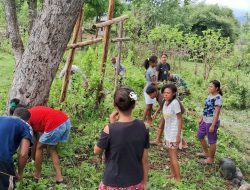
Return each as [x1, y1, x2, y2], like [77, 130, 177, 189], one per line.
[28, 106, 68, 133]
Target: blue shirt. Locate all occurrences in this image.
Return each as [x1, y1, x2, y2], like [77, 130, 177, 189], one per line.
[203, 94, 222, 123]
[0, 116, 33, 163]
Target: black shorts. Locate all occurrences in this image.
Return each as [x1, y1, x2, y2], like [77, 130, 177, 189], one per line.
[0, 161, 15, 190]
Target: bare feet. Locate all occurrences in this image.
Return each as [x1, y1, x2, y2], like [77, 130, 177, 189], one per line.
[150, 140, 161, 145]
[196, 152, 208, 158]
[199, 158, 214, 165]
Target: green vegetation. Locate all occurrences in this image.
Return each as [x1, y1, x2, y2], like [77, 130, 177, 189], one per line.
[0, 0, 250, 189]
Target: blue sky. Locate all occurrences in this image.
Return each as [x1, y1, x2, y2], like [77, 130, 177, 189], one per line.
[200, 0, 250, 22]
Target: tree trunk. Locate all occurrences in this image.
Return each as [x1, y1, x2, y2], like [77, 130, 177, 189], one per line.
[3, 0, 24, 64]
[28, 0, 37, 35]
[9, 0, 84, 107]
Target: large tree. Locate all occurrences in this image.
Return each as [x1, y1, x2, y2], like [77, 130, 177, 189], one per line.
[4, 0, 84, 107]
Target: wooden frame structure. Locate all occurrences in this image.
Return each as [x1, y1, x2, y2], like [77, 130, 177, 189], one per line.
[59, 0, 129, 106]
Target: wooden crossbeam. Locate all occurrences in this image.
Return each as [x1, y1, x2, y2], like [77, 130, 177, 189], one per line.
[111, 37, 130, 42]
[92, 15, 128, 29]
[67, 38, 102, 49]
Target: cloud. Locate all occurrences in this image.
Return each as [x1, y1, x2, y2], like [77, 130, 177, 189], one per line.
[201, 0, 250, 11]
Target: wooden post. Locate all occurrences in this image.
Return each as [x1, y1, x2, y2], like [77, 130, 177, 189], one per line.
[96, 0, 115, 107]
[67, 38, 102, 49]
[115, 21, 124, 89]
[59, 8, 82, 103]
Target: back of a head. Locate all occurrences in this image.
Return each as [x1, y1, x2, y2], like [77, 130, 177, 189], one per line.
[114, 87, 137, 112]
[9, 98, 25, 115]
[146, 84, 157, 95]
[13, 107, 31, 122]
[143, 55, 158, 70]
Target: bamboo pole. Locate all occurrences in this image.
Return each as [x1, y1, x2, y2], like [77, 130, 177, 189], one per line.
[59, 8, 82, 103]
[115, 21, 124, 89]
[67, 38, 102, 49]
[92, 15, 128, 29]
[96, 0, 115, 107]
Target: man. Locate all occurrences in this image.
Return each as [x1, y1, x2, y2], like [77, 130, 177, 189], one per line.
[111, 57, 126, 84]
[59, 64, 88, 89]
[0, 108, 33, 190]
[156, 53, 170, 82]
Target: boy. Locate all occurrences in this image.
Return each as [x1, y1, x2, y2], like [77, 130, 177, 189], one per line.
[16, 106, 71, 183]
[0, 108, 33, 189]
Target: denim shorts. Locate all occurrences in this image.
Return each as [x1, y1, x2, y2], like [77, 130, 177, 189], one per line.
[39, 119, 71, 145]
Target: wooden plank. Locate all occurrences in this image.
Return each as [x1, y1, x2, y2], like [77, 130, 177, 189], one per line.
[111, 37, 130, 42]
[67, 38, 102, 49]
[92, 15, 128, 29]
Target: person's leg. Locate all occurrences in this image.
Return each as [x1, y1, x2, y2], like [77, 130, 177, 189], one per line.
[199, 138, 209, 157]
[196, 122, 208, 157]
[168, 147, 181, 182]
[34, 142, 46, 179]
[143, 104, 152, 123]
[205, 122, 219, 163]
[49, 145, 63, 182]
[151, 117, 164, 145]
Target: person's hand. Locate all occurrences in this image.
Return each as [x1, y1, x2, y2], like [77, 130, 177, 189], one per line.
[198, 118, 203, 126]
[176, 135, 181, 145]
[109, 111, 119, 123]
[152, 113, 157, 120]
[209, 125, 215, 133]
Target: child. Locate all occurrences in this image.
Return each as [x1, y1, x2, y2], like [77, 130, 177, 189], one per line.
[111, 57, 126, 84]
[142, 55, 158, 126]
[156, 52, 171, 82]
[196, 80, 223, 164]
[162, 84, 183, 182]
[94, 87, 149, 190]
[15, 106, 71, 183]
[147, 85, 187, 149]
[0, 108, 32, 189]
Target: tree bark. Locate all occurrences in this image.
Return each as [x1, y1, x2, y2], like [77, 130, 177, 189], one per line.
[28, 0, 37, 35]
[9, 0, 84, 107]
[3, 0, 24, 64]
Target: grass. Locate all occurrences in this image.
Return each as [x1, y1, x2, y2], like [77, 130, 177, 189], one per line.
[0, 50, 249, 189]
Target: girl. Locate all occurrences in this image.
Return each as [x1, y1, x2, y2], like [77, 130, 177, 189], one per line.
[142, 55, 158, 126]
[196, 80, 223, 164]
[162, 84, 183, 182]
[156, 53, 171, 82]
[94, 87, 149, 190]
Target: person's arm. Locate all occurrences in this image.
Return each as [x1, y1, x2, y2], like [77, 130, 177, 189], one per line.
[94, 125, 109, 155]
[176, 113, 183, 144]
[142, 149, 149, 189]
[152, 106, 161, 120]
[109, 110, 119, 123]
[209, 106, 221, 133]
[17, 138, 30, 180]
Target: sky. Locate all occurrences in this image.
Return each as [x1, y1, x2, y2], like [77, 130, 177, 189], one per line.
[199, 0, 250, 22]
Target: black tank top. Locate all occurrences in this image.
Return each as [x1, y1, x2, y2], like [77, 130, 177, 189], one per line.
[97, 119, 149, 187]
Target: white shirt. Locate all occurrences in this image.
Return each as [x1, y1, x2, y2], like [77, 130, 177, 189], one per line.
[163, 99, 181, 142]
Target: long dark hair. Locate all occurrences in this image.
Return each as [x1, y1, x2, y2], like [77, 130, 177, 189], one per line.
[210, 80, 223, 96]
[143, 55, 157, 70]
[161, 84, 185, 114]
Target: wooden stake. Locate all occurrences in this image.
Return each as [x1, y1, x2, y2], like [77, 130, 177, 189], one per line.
[115, 21, 124, 89]
[59, 8, 82, 103]
[96, 0, 115, 107]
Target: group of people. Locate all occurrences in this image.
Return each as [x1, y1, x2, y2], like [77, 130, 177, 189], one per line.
[0, 101, 71, 189]
[94, 53, 223, 189]
[0, 52, 223, 190]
